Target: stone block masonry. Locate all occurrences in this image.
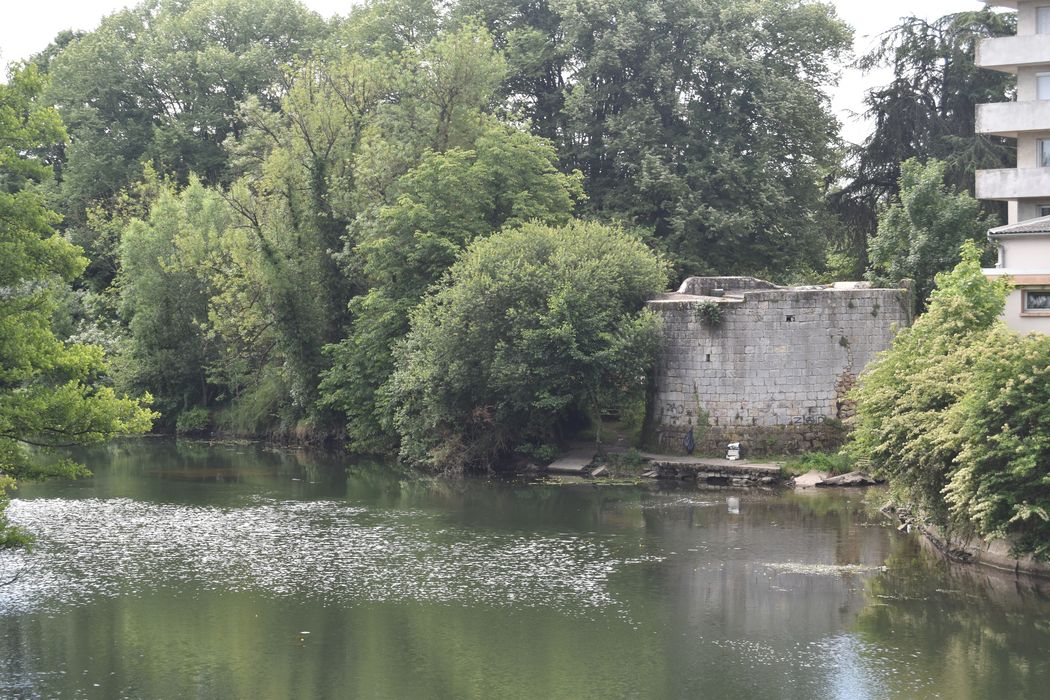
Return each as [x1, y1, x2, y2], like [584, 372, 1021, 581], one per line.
[643, 277, 911, 455]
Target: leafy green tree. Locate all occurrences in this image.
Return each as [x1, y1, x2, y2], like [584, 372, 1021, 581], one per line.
[452, 0, 566, 141]
[320, 120, 584, 452]
[225, 50, 397, 418]
[848, 242, 1009, 524]
[831, 9, 1014, 273]
[868, 158, 997, 312]
[41, 0, 326, 289]
[467, 0, 851, 276]
[225, 26, 508, 427]
[332, 0, 442, 56]
[117, 178, 235, 425]
[0, 65, 155, 547]
[945, 330, 1050, 559]
[389, 220, 668, 472]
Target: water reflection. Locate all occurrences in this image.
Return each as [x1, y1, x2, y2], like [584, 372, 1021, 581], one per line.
[0, 440, 1049, 699]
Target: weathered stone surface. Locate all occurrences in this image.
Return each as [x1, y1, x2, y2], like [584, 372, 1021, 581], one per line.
[818, 471, 879, 487]
[644, 456, 782, 486]
[793, 470, 829, 488]
[545, 450, 594, 474]
[644, 277, 910, 455]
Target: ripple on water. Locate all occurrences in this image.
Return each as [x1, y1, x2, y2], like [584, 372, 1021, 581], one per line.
[0, 498, 660, 615]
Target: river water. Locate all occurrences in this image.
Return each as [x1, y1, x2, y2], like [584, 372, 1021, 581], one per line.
[1, 439, 1049, 699]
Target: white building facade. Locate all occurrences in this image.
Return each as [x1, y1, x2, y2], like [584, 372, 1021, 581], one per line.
[976, 1, 1050, 223]
[984, 217, 1050, 332]
[978, 2, 1050, 331]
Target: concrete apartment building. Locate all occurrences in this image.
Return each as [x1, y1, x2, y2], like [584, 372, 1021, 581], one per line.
[977, 1, 1050, 331]
[976, 1, 1050, 223]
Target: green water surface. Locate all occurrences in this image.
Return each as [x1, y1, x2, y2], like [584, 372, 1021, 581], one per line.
[2, 439, 1049, 699]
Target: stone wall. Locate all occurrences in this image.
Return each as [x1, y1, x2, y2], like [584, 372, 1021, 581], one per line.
[644, 278, 911, 456]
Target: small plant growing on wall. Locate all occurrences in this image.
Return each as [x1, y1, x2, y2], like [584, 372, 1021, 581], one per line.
[695, 301, 724, 327]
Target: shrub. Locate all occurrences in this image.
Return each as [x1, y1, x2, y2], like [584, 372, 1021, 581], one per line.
[848, 242, 1009, 523]
[945, 330, 1050, 558]
[175, 406, 211, 436]
[783, 451, 854, 476]
[695, 301, 724, 327]
[389, 220, 668, 472]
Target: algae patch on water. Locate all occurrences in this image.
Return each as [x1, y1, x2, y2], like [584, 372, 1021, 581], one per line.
[762, 562, 887, 576]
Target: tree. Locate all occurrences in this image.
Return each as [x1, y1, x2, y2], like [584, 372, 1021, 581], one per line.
[319, 119, 584, 452]
[868, 158, 997, 312]
[332, 0, 442, 56]
[467, 0, 851, 277]
[0, 65, 155, 547]
[831, 9, 1015, 274]
[41, 0, 327, 289]
[389, 220, 668, 472]
[117, 177, 233, 426]
[945, 329, 1050, 559]
[848, 241, 1009, 525]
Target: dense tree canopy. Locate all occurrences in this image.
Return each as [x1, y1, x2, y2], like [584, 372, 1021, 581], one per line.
[320, 119, 584, 452]
[868, 158, 997, 311]
[0, 65, 155, 546]
[849, 242, 1009, 525]
[467, 0, 852, 276]
[390, 221, 668, 471]
[831, 9, 1014, 273]
[1, 0, 1020, 476]
[40, 0, 326, 290]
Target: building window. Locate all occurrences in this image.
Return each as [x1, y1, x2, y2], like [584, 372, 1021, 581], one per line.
[1023, 290, 1050, 314]
[1041, 205, 1050, 217]
[1039, 7, 1050, 35]
[1039, 73, 1050, 100]
[1041, 140, 1050, 168]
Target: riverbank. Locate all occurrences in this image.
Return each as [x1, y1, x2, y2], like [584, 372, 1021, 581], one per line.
[883, 504, 1050, 580]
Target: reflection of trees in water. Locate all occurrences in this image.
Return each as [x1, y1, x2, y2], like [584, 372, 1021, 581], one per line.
[854, 535, 1050, 699]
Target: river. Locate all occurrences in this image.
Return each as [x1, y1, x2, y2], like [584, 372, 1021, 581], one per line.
[1, 439, 1049, 699]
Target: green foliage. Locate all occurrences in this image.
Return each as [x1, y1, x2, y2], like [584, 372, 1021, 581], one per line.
[117, 179, 223, 421]
[42, 0, 326, 224]
[212, 371, 289, 437]
[515, 443, 561, 465]
[783, 451, 854, 477]
[320, 118, 583, 452]
[944, 331, 1050, 559]
[175, 407, 211, 436]
[831, 9, 1014, 273]
[1, 64, 156, 547]
[868, 159, 997, 312]
[849, 242, 1011, 530]
[389, 220, 668, 472]
[695, 302, 724, 328]
[463, 0, 851, 277]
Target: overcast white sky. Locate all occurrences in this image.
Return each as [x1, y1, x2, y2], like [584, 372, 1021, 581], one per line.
[0, 0, 993, 144]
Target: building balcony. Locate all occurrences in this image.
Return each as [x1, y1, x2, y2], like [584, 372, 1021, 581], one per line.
[977, 35, 1050, 73]
[977, 167, 1050, 200]
[977, 100, 1050, 137]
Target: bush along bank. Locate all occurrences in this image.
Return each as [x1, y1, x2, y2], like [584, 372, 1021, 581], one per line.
[849, 242, 1050, 570]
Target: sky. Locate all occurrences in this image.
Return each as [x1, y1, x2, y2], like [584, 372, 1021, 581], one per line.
[0, 0, 993, 144]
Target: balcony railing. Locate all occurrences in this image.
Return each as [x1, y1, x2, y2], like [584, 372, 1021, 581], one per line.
[977, 167, 1050, 200]
[977, 35, 1050, 72]
[977, 100, 1050, 137]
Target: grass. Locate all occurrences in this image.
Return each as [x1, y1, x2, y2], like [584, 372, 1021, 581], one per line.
[780, 451, 855, 477]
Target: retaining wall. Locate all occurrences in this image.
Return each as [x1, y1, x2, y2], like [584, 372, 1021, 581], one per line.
[644, 279, 911, 455]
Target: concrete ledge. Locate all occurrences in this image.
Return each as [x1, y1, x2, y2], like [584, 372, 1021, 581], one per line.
[923, 524, 1050, 579]
[643, 455, 782, 486]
